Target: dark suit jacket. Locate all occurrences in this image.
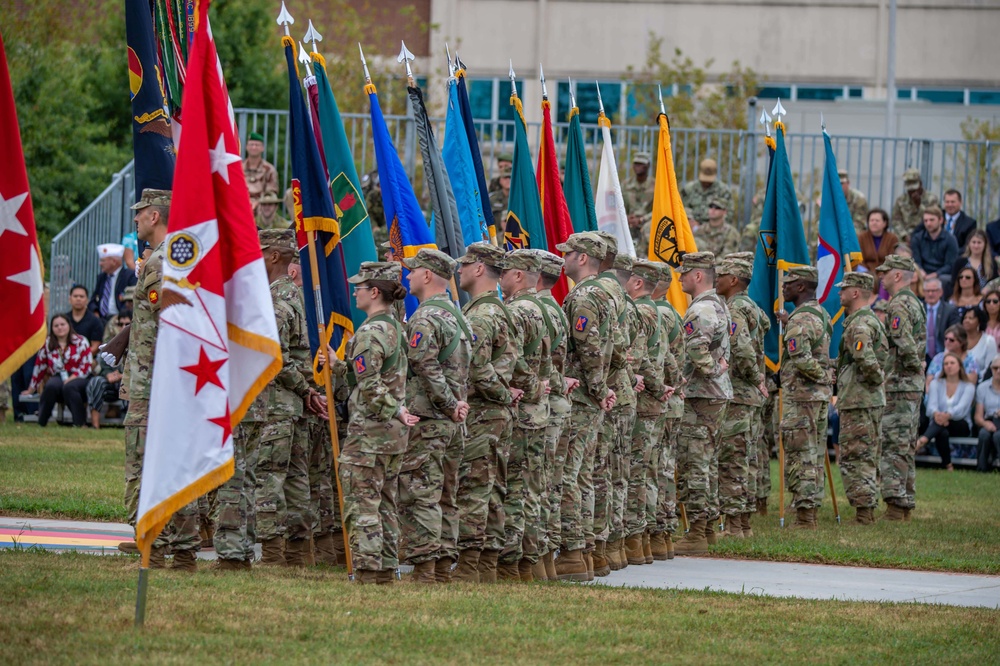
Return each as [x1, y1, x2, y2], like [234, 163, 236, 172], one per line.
[89, 268, 137, 317]
[925, 300, 960, 357]
[945, 211, 977, 249]
[986, 218, 1000, 257]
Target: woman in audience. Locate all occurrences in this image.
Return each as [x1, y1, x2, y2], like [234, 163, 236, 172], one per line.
[918, 352, 975, 471]
[952, 229, 997, 289]
[950, 266, 983, 313]
[974, 358, 1000, 472]
[962, 306, 996, 377]
[984, 289, 1000, 347]
[20, 314, 93, 427]
[926, 324, 978, 390]
[859, 208, 898, 290]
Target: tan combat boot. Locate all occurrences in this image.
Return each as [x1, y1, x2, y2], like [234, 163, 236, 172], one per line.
[172, 549, 198, 573]
[741, 513, 754, 538]
[649, 532, 668, 561]
[555, 549, 589, 582]
[723, 516, 744, 539]
[260, 537, 285, 565]
[330, 530, 347, 564]
[199, 524, 215, 551]
[118, 541, 139, 555]
[883, 503, 906, 522]
[478, 550, 500, 583]
[642, 532, 653, 564]
[666, 533, 675, 560]
[496, 560, 521, 581]
[284, 538, 309, 566]
[354, 569, 379, 585]
[790, 507, 817, 530]
[673, 520, 709, 556]
[517, 558, 534, 582]
[617, 539, 629, 569]
[705, 520, 719, 545]
[855, 507, 875, 525]
[531, 557, 548, 581]
[435, 556, 454, 583]
[411, 560, 436, 584]
[543, 551, 557, 580]
[583, 552, 595, 581]
[903, 507, 912, 522]
[376, 569, 395, 585]
[453, 549, 481, 583]
[756, 497, 768, 515]
[624, 534, 645, 566]
[313, 532, 339, 566]
[214, 558, 244, 572]
[148, 545, 167, 569]
[595, 540, 613, 573]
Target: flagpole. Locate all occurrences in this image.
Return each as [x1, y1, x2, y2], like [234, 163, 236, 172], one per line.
[777, 266, 787, 529]
[134, 566, 149, 628]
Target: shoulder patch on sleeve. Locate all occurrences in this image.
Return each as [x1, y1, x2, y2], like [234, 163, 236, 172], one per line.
[730, 321, 737, 335]
[354, 354, 367, 374]
[788, 338, 797, 352]
[149, 289, 159, 304]
[575, 315, 588, 332]
[854, 340, 863, 352]
[891, 315, 900, 330]
[684, 321, 695, 335]
[409, 331, 423, 348]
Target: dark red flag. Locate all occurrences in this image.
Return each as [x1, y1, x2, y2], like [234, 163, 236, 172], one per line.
[536, 99, 574, 303]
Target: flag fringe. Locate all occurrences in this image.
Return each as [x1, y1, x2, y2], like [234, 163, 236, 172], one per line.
[568, 107, 579, 121]
[226, 323, 283, 424]
[302, 215, 340, 239]
[0, 324, 46, 384]
[765, 136, 776, 150]
[598, 113, 611, 129]
[365, 83, 377, 95]
[455, 68, 466, 79]
[281, 37, 299, 77]
[310, 52, 326, 68]
[510, 95, 525, 125]
[776, 259, 808, 272]
[401, 242, 437, 258]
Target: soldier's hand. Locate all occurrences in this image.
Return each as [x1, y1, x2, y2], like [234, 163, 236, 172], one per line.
[634, 374, 645, 392]
[718, 358, 729, 373]
[451, 401, 470, 423]
[510, 387, 525, 404]
[600, 390, 616, 412]
[397, 405, 420, 427]
[775, 309, 789, 326]
[661, 386, 674, 402]
[759, 381, 769, 398]
[99, 325, 131, 366]
[627, 214, 642, 229]
[564, 377, 581, 392]
[542, 380, 551, 395]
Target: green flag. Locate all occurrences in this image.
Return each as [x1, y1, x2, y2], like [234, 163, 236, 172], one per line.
[504, 93, 546, 250]
[563, 105, 598, 233]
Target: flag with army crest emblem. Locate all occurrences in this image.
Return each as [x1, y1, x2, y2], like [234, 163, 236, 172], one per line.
[504, 90, 546, 253]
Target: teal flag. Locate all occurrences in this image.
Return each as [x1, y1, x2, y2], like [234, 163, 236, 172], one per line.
[503, 95, 546, 250]
[563, 106, 597, 233]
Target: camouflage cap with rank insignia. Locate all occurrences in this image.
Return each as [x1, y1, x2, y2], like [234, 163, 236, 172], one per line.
[676, 250, 716, 274]
[631, 260, 661, 284]
[130, 188, 172, 210]
[458, 242, 506, 269]
[259, 228, 297, 253]
[556, 232, 607, 260]
[717, 257, 752, 281]
[781, 265, 819, 283]
[835, 271, 874, 291]
[876, 254, 917, 274]
[534, 250, 564, 277]
[504, 248, 543, 273]
[726, 251, 755, 264]
[611, 253, 633, 271]
[594, 230, 618, 255]
[403, 247, 457, 279]
[348, 261, 402, 284]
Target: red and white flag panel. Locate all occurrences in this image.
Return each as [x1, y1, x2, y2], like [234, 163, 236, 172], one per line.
[136, 4, 281, 556]
[0, 30, 47, 381]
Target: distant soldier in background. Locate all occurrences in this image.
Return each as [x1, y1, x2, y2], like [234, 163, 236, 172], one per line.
[839, 169, 869, 236]
[488, 152, 513, 194]
[694, 197, 740, 258]
[255, 192, 290, 230]
[891, 168, 939, 241]
[490, 164, 512, 231]
[363, 170, 388, 248]
[622, 152, 655, 252]
[243, 132, 279, 210]
[681, 158, 734, 228]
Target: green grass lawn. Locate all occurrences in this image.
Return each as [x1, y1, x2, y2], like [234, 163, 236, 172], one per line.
[1, 550, 997, 665]
[1, 421, 999, 573]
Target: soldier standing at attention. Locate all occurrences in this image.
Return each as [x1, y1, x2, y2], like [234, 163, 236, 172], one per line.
[694, 197, 741, 258]
[891, 168, 939, 241]
[242, 132, 279, 211]
[490, 164, 512, 231]
[877, 255, 926, 521]
[399, 249, 471, 584]
[838, 170, 869, 236]
[454, 243, 517, 583]
[674, 251, 732, 555]
[681, 158, 734, 228]
[622, 152, 655, 252]
[554, 233, 616, 581]
[776, 266, 833, 530]
[255, 192, 290, 230]
[488, 152, 513, 194]
[836, 272, 888, 525]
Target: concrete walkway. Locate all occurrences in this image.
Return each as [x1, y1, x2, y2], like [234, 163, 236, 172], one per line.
[3, 516, 998, 609]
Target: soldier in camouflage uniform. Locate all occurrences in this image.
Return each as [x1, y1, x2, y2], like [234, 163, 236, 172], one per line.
[649, 264, 683, 559]
[622, 152, 656, 253]
[694, 197, 741, 258]
[243, 132, 279, 210]
[673, 252, 732, 555]
[756, 370, 779, 514]
[715, 255, 767, 538]
[891, 168, 939, 241]
[488, 153, 513, 194]
[681, 159, 735, 228]
[554, 233, 615, 581]
[777, 265, 833, 530]
[215, 388, 265, 569]
[877, 255, 926, 521]
[836, 272, 888, 525]
[490, 164, 511, 231]
[255, 192, 290, 230]
[499, 249, 552, 581]
[363, 171, 389, 249]
[399, 249, 471, 584]
[838, 170, 869, 236]
[0, 379, 9, 423]
[532, 250, 571, 581]
[454, 243, 516, 583]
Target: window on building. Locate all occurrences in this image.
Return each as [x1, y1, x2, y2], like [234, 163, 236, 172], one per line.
[915, 89, 965, 104]
[849, 87, 863, 99]
[555, 80, 621, 125]
[757, 86, 792, 99]
[626, 83, 660, 123]
[466, 79, 494, 120]
[797, 86, 845, 101]
[969, 90, 1000, 105]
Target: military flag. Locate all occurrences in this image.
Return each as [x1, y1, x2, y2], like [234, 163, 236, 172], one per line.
[563, 93, 598, 233]
[818, 128, 864, 358]
[443, 72, 489, 247]
[537, 82, 574, 302]
[126, 0, 176, 200]
[648, 112, 697, 315]
[594, 94, 635, 257]
[0, 31, 46, 383]
[455, 62, 497, 244]
[749, 117, 811, 370]
[137, 2, 281, 562]
[504, 83, 546, 252]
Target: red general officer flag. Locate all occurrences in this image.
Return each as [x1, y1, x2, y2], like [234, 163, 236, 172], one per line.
[0, 30, 46, 382]
[136, 1, 281, 563]
[537, 97, 574, 303]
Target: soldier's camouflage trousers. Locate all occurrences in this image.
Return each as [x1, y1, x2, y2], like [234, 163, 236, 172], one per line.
[607, 406, 637, 543]
[562, 403, 603, 552]
[304, 415, 339, 536]
[197, 489, 218, 536]
[840, 407, 883, 509]
[542, 414, 566, 554]
[880, 391, 921, 510]
[457, 405, 511, 552]
[719, 403, 755, 517]
[254, 418, 312, 541]
[757, 396, 776, 500]
[625, 412, 659, 537]
[339, 439, 402, 573]
[782, 400, 827, 510]
[502, 423, 546, 565]
[653, 416, 680, 535]
[214, 421, 261, 561]
[398, 418, 463, 564]
[676, 398, 727, 523]
[746, 405, 762, 509]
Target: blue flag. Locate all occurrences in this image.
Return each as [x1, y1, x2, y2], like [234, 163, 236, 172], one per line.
[455, 69, 496, 244]
[749, 123, 811, 371]
[284, 40, 353, 367]
[817, 129, 864, 359]
[443, 78, 489, 246]
[368, 84, 436, 316]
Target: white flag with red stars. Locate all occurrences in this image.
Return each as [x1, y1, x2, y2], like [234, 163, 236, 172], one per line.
[136, 3, 281, 558]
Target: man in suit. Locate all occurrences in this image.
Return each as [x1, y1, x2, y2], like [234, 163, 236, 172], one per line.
[942, 189, 976, 250]
[90, 243, 137, 322]
[923, 278, 959, 360]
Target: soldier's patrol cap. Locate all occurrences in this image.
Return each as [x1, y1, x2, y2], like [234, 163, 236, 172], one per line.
[259, 228, 297, 253]
[876, 254, 917, 273]
[348, 261, 402, 284]
[631, 260, 661, 284]
[130, 188, 172, 210]
[556, 232, 607, 259]
[403, 248, 457, 279]
[458, 242, 506, 269]
[698, 158, 718, 183]
[612, 254, 633, 271]
[717, 257, 752, 281]
[782, 265, 819, 283]
[258, 192, 282, 204]
[708, 196, 728, 210]
[248, 132, 265, 143]
[726, 251, 755, 264]
[655, 262, 674, 284]
[872, 299, 889, 313]
[835, 271, 874, 291]
[676, 250, 716, 274]
[122, 285, 136, 302]
[594, 231, 618, 255]
[838, 169, 849, 182]
[903, 167, 922, 191]
[504, 248, 543, 273]
[535, 250, 565, 277]
[497, 152, 513, 164]
[632, 151, 651, 165]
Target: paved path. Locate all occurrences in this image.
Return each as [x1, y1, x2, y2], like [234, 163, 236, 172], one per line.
[3, 516, 998, 609]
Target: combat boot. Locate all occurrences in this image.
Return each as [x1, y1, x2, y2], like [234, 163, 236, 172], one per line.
[260, 537, 285, 565]
[478, 550, 500, 583]
[118, 540, 139, 555]
[305, 536, 316, 566]
[649, 532, 669, 561]
[496, 561, 521, 581]
[354, 569, 379, 585]
[583, 552, 595, 581]
[554, 548, 589, 582]
[517, 558, 534, 582]
[435, 556, 454, 583]
[723, 516, 744, 539]
[705, 520, 719, 545]
[330, 530, 347, 564]
[376, 569, 396, 585]
[453, 549, 481, 583]
[855, 507, 875, 525]
[883, 503, 906, 522]
[172, 549, 198, 573]
[531, 557, 548, 581]
[313, 532, 340, 566]
[642, 532, 653, 564]
[790, 507, 817, 530]
[617, 539, 629, 569]
[148, 545, 167, 569]
[593, 541, 612, 576]
[666, 533, 675, 560]
[284, 537, 309, 567]
[411, 560, 436, 584]
[741, 513, 754, 538]
[903, 507, 912, 522]
[199, 524, 215, 551]
[214, 558, 245, 572]
[757, 497, 768, 515]
[673, 520, 709, 556]
[543, 551, 557, 580]
[624, 534, 645, 566]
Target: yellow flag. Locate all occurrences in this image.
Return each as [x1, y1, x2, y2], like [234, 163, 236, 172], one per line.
[647, 113, 698, 315]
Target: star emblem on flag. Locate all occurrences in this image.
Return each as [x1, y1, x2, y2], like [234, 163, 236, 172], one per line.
[208, 133, 241, 184]
[208, 402, 232, 448]
[181, 346, 226, 394]
[6, 245, 43, 313]
[0, 190, 28, 239]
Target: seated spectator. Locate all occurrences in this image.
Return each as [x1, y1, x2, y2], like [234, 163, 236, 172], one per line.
[87, 311, 130, 429]
[65, 284, 104, 354]
[927, 324, 978, 389]
[918, 352, 974, 471]
[20, 314, 93, 427]
[121, 230, 138, 272]
[950, 266, 983, 318]
[859, 208, 898, 287]
[102, 286, 134, 343]
[984, 289, 1000, 347]
[911, 206, 959, 296]
[952, 229, 996, 289]
[90, 243, 137, 322]
[974, 361, 1000, 472]
[942, 189, 977, 250]
[963, 306, 997, 377]
[923, 279, 959, 359]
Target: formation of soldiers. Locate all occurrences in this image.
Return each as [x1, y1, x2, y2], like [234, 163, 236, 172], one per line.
[119, 185, 927, 583]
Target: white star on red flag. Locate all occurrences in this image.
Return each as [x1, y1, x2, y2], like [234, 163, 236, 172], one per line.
[208, 133, 241, 184]
[6, 245, 43, 313]
[0, 190, 28, 239]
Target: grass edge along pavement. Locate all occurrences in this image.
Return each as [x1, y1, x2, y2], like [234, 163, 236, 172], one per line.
[2, 422, 999, 575]
[2, 550, 999, 665]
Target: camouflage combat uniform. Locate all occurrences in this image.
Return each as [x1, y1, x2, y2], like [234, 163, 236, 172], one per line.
[652, 288, 684, 538]
[243, 157, 279, 206]
[680, 180, 734, 227]
[694, 222, 741, 259]
[844, 187, 868, 236]
[622, 173, 655, 252]
[891, 190, 939, 241]
[215, 390, 266, 562]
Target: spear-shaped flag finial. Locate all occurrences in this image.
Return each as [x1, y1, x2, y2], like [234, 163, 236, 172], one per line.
[568, 77, 576, 108]
[596, 81, 605, 116]
[456, 52, 467, 72]
[759, 108, 772, 138]
[303, 19, 322, 53]
[657, 83, 666, 115]
[276, 1, 294, 36]
[771, 98, 786, 123]
[539, 63, 547, 100]
[359, 43, 372, 84]
[298, 41, 313, 77]
[508, 60, 517, 97]
[398, 41, 416, 86]
[445, 43, 455, 77]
